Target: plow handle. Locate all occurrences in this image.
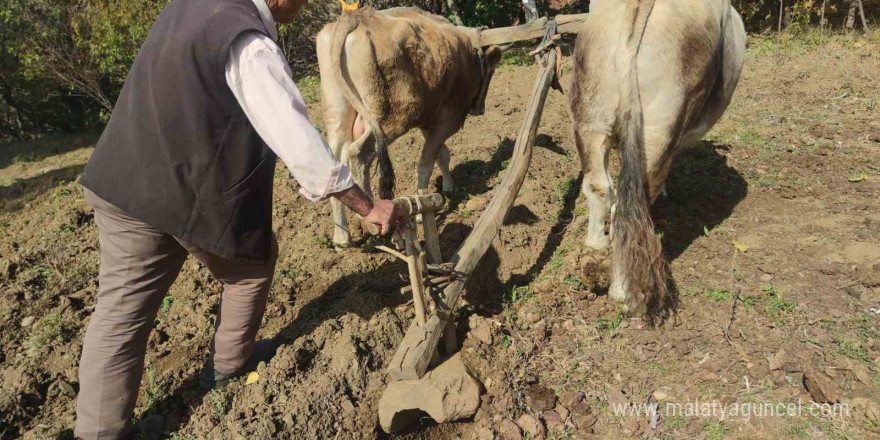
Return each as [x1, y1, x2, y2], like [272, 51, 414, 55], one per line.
[361, 193, 445, 236]
[392, 193, 445, 219]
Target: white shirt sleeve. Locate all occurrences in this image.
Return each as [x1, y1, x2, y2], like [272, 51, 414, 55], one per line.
[225, 31, 354, 201]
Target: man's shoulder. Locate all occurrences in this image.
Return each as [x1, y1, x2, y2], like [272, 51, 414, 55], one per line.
[230, 31, 283, 68]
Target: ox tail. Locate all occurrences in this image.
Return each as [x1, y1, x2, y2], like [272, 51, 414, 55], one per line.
[330, 9, 395, 200]
[611, 0, 668, 315]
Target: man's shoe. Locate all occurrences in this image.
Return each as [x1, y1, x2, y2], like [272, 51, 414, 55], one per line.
[199, 339, 278, 390]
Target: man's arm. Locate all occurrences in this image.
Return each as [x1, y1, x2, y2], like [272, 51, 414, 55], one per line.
[332, 185, 395, 234]
[225, 31, 394, 231]
[226, 31, 352, 200]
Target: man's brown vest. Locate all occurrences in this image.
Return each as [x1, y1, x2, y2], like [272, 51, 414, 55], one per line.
[81, 0, 278, 263]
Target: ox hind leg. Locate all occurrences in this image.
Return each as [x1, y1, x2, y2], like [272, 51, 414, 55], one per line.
[348, 126, 377, 200]
[436, 144, 454, 193]
[418, 126, 456, 193]
[318, 28, 359, 248]
[574, 125, 614, 250]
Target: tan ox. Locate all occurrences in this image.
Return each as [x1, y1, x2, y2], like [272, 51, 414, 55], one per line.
[569, 0, 745, 315]
[316, 7, 507, 247]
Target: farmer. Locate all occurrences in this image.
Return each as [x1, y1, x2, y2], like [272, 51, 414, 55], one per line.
[73, 0, 394, 437]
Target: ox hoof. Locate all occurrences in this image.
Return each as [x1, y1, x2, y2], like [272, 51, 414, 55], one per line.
[609, 284, 649, 317]
[442, 180, 454, 193]
[333, 232, 353, 249]
[333, 240, 352, 249]
[609, 283, 627, 304]
[584, 235, 610, 250]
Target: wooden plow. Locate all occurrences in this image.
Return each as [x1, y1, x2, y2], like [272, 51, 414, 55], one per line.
[376, 14, 588, 432]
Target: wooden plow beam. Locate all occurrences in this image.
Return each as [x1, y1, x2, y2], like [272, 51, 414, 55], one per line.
[384, 16, 574, 381]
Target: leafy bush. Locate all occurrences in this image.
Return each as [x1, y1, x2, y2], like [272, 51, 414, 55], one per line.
[2, 0, 876, 141]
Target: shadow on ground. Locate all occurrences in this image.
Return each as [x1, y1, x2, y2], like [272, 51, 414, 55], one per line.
[653, 141, 748, 262]
[1, 164, 86, 213]
[0, 133, 97, 170]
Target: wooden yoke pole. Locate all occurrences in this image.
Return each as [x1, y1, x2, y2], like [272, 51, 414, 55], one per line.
[387, 47, 561, 381]
[478, 13, 587, 46]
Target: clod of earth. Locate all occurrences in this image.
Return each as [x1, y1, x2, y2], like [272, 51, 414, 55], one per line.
[378, 354, 480, 433]
[465, 196, 488, 212]
[516, 413, 545, 440]
[651, 387, 671, 401]
[604, 386, 629, 408]
[541, 410, 566, 432]
[496, 419, 523, 440]
[525, 383, 556, 411]
[468, 315, 494, 345]
[516, 304, 542, 324]
[851, 397, 880, 427]
[803, 369, 840, 404]
[768, 348, 791, 371]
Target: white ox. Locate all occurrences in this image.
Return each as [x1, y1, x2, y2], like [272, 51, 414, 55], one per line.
[569, 0, 746, 315]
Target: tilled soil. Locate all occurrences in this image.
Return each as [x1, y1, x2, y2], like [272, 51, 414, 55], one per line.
[1, 33, 878, 440]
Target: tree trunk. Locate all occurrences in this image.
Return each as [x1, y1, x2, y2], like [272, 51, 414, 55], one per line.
[846, 0, 856, 30]
[778, 0, 784, 33]
[445, 0, 463, 25]
[856, 0, 870, 33]
[522, 0, 539, 23]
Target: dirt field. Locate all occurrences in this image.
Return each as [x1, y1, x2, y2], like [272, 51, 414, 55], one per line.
[1, 31, 878, 440]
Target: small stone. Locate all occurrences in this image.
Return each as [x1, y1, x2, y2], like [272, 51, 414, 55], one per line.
[516, 414, 545, 440]
[21, 316, 35, 327]
[760, 274, 773, 282]
[497, 419, 523, 440]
